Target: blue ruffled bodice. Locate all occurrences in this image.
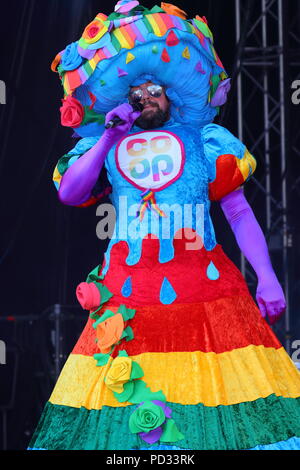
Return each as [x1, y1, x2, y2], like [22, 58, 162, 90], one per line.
[102, 119, 217, 275]
[53, 120, 251, 276]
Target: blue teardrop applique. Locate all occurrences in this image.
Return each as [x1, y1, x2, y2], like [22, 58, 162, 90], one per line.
[206, 261, 220, 281]
[121, 276, 132, 297]
[160, 277, 177, 305]
[159, 238, 174, 264]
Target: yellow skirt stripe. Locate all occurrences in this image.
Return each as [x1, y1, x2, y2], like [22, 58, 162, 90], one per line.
[49, 345, 300, 410]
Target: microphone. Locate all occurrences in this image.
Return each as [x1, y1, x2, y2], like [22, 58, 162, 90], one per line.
[105, 103, 143, 129]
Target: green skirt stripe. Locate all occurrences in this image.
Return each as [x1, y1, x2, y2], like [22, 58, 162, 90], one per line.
[29, 395, 300, 451]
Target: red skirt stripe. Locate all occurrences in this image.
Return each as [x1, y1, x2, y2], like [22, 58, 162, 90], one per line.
[72, 295, 282, 357]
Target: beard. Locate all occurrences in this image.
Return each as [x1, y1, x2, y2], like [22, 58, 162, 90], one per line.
[134, 101, 170, 130]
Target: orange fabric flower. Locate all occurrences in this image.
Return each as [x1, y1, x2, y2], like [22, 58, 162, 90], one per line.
[96, 313, 124, 354]
[161, 3, 187, 19]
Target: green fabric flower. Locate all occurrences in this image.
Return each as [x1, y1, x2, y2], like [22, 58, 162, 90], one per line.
[129, 401, 166, 434]
[129, 400, 184, 445]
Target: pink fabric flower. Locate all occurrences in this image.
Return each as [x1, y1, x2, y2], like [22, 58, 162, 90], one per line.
[60, 96, 84, 128]
[76, 282, 101, 310]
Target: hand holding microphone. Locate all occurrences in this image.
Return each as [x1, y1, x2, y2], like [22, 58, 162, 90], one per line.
[58, 103, 142, 206]
[102, 103, 142, 146]
[105, 102, 143, 129]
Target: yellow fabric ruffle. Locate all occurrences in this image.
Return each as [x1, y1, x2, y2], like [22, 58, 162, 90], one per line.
[49, 345, 300, 410]
[236, 148, 257, 181]
[53, 165, 62, 187]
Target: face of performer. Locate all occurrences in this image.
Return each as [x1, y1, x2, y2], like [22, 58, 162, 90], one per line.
[129, 81, 170, 129]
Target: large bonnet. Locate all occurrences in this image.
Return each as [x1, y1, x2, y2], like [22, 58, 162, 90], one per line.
[52, 1, 230, 137]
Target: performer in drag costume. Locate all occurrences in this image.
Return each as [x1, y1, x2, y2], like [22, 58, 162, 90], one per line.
[29, 1, 300, 450]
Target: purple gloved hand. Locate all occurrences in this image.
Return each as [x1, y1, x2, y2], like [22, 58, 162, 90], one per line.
[210, 78, 231, 107]
[104, 103, 141, 145]
[256, 272, 286, 325]
[220, 188, 286, 325]
[58, 103, 141, 206]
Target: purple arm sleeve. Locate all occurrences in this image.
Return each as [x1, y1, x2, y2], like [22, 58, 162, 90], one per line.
[220, 188, 286, 325]
[58, 133, 112, 206]
[58, 103, 141, 206]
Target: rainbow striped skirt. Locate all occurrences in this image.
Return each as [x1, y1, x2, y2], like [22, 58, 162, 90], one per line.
[29, 238, 300, 450]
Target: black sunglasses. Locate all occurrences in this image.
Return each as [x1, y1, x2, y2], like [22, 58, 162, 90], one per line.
[129, 85, 164, 103]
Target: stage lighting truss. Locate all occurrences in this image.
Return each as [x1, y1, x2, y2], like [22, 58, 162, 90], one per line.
[234, 0, 300, 354]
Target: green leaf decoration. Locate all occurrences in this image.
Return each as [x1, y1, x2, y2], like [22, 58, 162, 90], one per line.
[57, 64, 65, 76]
[86, 265, 104, 283]
[118, 304, 136, 321]
[93, 353, 111, 367]
[121, 326, 134, 341]
[130, 361, 144, 380]
[160, 419, 184, 443]
[107, 11, 126, 21]
[113, 380, 134, 403]
[118, 350, 129, 357]
[128, 380, 166, 404]
[89, 311, 100, 321]
[150, 5, 164, 13]
[81, 107, 105, 127]
[211, 74, 221, 97]
[98, 309, 115, 323]
[89, 305, 102, 320]
[117, 304, 126, 316]
[95, 283, 114, 306]
[125, 326, 134, 341]
[57, 154, 73, 176]
[93, 310, 115, 329]
[193, 18, 213, 40]
[89, 283, 113, 321]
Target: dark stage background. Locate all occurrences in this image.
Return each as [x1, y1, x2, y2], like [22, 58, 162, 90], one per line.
[0, 0, 299, 450]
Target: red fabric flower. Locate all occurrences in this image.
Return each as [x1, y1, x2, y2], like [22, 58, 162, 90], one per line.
[76, 282, 101, 310]
[82, 19, 107, 44]
[87, 24, 100, 39]
[60, 96, 84, 128]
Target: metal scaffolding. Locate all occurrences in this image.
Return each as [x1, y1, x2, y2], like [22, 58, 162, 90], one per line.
[233, 0, 300, 354]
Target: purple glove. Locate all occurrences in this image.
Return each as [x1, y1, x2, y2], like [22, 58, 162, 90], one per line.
[58, 103, 141, 206]
[220, 188, 286, 325]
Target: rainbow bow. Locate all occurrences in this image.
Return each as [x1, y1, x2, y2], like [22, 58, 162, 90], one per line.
[136, 190, 167, 221]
